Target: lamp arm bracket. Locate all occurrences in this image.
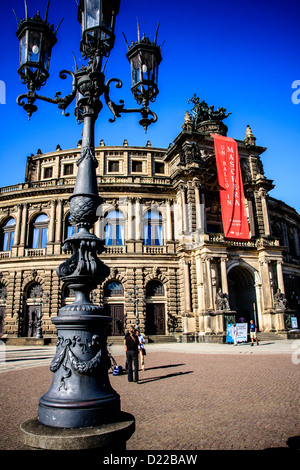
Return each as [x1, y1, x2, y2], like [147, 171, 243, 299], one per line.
[103, 77, 157, 131]
[17, 69, 77, 119]
[104, 77, 125, 122]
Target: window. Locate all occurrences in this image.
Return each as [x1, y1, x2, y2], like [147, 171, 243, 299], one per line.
[104, 281, 124, 297]
[104, 210, 125, 246]
[146, 280, 164, 297]
[28, 283, 43, 299]
[31, 214, 49, 248]
[144, 210, 163, 246]
[2, 218, 15, 251]
[63, 163, 74, 176]
[108, 160, 119, 173]
[154, 161, 165, 174]
[132, 160, 143, 173]
[44, 167, 53, 179]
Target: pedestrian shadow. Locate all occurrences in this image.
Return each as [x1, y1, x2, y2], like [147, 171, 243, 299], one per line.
[141, 363, 185, 372]
[138, 370, 193, 384]
[263, 435, 300, 451]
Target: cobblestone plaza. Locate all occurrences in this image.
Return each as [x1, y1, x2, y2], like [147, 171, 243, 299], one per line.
[1, 341, 299, 452]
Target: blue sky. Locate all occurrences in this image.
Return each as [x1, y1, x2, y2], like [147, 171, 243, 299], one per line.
[0, 0, 300, 212]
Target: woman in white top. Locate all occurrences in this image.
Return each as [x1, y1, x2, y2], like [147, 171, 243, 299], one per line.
[137, 329, 146, 371]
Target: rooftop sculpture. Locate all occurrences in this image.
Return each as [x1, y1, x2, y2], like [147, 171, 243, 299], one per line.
[188, 94, 231, 127]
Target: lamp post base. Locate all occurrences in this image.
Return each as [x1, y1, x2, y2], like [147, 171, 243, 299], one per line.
[20, 413, 135, 451]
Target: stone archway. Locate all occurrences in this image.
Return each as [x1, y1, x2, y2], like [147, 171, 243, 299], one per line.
[145, 280, 166, 335]
[103, 281, 125, 336]
[227, 265, 258, 328]
[22, 283, 43, 337]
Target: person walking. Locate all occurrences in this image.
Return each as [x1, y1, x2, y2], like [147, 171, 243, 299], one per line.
[250, 320, 259, 346]
[232, 323, 238, 346]
[137, 329, 146, 371]
[124, 326, 140, 383]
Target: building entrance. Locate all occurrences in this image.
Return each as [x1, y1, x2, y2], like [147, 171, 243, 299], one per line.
[105, 303, 125, 336]
[21, 283, 43, 337]
[145, 303, 165, 335]
[228, 265, 258, 327]
[23, 305, 39, 337]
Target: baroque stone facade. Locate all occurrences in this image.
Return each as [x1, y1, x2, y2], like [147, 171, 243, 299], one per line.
[0, 116, 299, 341]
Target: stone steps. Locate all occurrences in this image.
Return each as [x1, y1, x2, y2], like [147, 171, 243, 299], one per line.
[1, 337, 55, 346]
[108, 335, 177, 344]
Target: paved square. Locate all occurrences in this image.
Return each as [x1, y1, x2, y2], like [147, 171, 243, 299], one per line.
[0, 344, 299, 451]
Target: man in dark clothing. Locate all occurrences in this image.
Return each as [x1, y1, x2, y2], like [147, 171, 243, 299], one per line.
[124, 326, 140, 383]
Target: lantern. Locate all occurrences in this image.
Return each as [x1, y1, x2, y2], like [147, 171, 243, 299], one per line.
[16, 5, 59, 91]
[78, 0, 121, 59]
[126, 25, 162, 106]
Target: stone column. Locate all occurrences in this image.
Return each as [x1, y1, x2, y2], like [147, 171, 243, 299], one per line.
[14, 204, 23, 246]
[48, 200, 57, 243]
[180, 184, 188, 234]
[196, 254, 205, 314]
[260, 189, 271, 236]
[127, 198, 133, 240]
[19, 203, 28, 256]
[276, 260, 285, 294]
[166, 199, 173, 241]
[205, 256, 214, 310]
[55, 199, 64, 243]
[135, 198, 141, 240]
[193, 180, 204, 232]
[246, 196, 256, 237]
[220, 257, 229, 295]
[54, 199, 64, 255]
[184, 260, 192, 314]
[211, 261, 217, 311]
[261, 260, 273, 311]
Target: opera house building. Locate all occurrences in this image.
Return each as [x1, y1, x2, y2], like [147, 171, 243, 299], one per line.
[0, 110, 299, 343]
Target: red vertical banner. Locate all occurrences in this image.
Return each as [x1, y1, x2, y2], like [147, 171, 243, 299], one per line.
[211, 134, 250, 240]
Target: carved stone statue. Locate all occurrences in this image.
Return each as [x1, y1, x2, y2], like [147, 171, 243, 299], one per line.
[274, 288, 287, 311]
[216, 288, 230, 311]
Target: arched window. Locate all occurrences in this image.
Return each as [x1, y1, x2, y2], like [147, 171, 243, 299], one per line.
[144, 210, 163, 246]
[104, 210, 125, 246]
[1, 218, 15, 251]
[146, 280, 164, 297]
[104, 281, 124, 297]
[28, 283, 43, 299]
[31, 214, 49, 248]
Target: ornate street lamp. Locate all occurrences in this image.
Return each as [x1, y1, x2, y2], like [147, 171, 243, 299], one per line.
[78, 0, 120, 60]
[128, 286, 146, 329]
[16, 0, 162, 441]
[124, 21, 162, 131]
[32, 291, 49, 339]
[15, 0, 62, 118]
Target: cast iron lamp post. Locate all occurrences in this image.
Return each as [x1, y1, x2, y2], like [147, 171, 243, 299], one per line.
[16, 0, 162, 433]
[128, 286, 146, 329]
[32, 291, 49, 339]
